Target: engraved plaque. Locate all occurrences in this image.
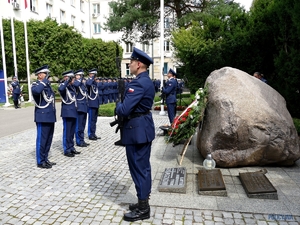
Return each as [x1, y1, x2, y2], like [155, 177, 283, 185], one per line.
[198, 169, 226, 191]
[239, 172, 278, 199]
[158, 167, 186, 193]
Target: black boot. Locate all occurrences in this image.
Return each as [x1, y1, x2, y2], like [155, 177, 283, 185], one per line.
[129, 196, 150, 211]
[13, 100, 18, 109]
[123, 199, 150, 222]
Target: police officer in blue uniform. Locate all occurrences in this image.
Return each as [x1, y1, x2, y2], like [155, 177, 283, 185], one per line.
[86, 68, 101, 140]
[116, 47, 155, 222]
[31, 65, 56, 169]
[102, 78, 109, 104]
[11, 76, 21, 109]
[59, 70, 81, 157]
[162, 68, 177, 125]
[97, 77, 104, 105]
[73, 69, 90, 148]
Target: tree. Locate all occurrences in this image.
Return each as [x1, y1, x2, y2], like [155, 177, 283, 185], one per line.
[104, 0, 211, 42]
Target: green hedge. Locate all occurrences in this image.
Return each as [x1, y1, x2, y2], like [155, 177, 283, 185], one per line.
[99, 103, 115, 117]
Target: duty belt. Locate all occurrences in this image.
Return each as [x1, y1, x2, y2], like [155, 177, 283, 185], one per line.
[127, 111, 150, 120]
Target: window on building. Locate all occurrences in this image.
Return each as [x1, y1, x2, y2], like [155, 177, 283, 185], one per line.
[71, 15, 76, 27]
[81, 20, 85, 32]
[80, 0, 85, 12]
[164, 62, 168, 75]
[70, 0, 75, 6]
[93, 23, 101, 34]
[30, 0, 37, 12]
[46, 3, 52, 18]
[164, 41, 170, 52]
[93, 3, 100, 14]
[142, 43, 149, 53]
[126, 43, 133, 53]
[126, 63, 130, 76]
[164, 17, 171, 29]
[60, 10, 66, 23]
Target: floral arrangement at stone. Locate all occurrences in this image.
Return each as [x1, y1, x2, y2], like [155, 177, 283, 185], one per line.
[167, 86, 208, 145]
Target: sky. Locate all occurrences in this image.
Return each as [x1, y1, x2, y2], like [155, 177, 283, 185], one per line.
[233, 0, 253, 11]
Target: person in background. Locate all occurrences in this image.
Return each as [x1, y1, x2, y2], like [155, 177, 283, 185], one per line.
[253, 72, 267, 83]
[86, 68, 101, 140]
[59, 70, 80, 157]
[31, 65, 56, 169]
[73, 69, 90, 148]
[161, 68, 177, 125]
[11, 76, 21, 109]
[116, 47, 155, 222]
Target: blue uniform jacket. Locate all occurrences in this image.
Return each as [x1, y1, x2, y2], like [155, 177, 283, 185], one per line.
[103, 82, 109, 95]
[11, 81, 21, 94]
[73, 79, 88, 113]
[162, 78, 177, 104]
[116, 71, 155, 145]
[86, 77, 100, 108]
[59, 81, 77, 118]
[98, 82, 104, 96]
[31, 79, 56, 123]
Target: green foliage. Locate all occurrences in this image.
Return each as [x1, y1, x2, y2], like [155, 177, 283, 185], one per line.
[98, 103, 115, 117]
[0, 18, 122, 80]
[293, 118, 300, 135]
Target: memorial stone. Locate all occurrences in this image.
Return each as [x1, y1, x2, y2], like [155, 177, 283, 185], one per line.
[158, 167, 187, 193]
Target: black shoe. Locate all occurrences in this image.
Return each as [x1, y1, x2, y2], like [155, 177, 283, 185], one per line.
[37, 162, 52, 169]
[129, 203, 139, 211]
[71, 150, 81, 154]
[95, 135, 101, 139]
[64, 152, 75, 157]
[115, 140, 125, 146]
[83, 142, 90, 146]
[123, 199, 150, 222]
[46, 160, 56, 166]
[89, 136, 97, 140]
[77, 143, 88, 147]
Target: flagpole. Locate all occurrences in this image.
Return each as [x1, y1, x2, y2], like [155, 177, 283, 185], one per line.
[10, 1, 18, 78]
[23, 0, 32, 102]
[0, 16, 11, 107]
[159, 0, 165, 116]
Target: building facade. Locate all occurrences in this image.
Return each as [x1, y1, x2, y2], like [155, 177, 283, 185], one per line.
[0, 0, 178, 80]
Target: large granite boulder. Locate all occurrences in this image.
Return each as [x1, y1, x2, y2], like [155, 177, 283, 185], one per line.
[197, 67, 300, 167]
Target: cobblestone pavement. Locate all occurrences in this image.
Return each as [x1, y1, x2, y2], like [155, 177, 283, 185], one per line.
[0, 111, 299, 225]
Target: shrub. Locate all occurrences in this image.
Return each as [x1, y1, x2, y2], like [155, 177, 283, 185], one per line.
[293, 118, 300, 135]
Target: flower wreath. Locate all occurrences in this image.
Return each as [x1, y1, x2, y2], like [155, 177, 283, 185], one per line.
[166, 86, 208, 145]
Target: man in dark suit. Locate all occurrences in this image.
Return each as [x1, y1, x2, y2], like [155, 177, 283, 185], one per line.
[31, 65, 56, 169]
[116, 47, 155, 222]
[162, 68, 177, 125]
[59, 70, 80, 157]
[73, 69, 90, 147]
[86, 68, 101, 140]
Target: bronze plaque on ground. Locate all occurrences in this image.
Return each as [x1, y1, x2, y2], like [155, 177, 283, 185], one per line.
[198, 169, 226, 191]
[239, 172, 278, 199]
[158, 167, 186, 193]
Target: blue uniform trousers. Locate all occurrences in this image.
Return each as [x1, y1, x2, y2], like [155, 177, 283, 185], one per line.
[13, 93, 20, 101]
[167, 102, 176, 124]
[126, 142, 152, 200]
[103, 95, 108, 104]
[109, 93, 113, 103]
[76, 112, 87, 145]
[88, 107, 98, 138]
[36, 122, 55, 165]
[62, 117, 76, 154]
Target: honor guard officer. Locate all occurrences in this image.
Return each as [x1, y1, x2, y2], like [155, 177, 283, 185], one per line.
[116, 47, 155, 222]
[86, 68, 101, 140]
[102, 78, 109, 104]
[59, 70, 81, 157]
[11, 76, 21, 109]
[162, 68, 177, 125]
[73, 69, 90, 148]
[31, 65, 56, 169]
[97, 77, 104, 105]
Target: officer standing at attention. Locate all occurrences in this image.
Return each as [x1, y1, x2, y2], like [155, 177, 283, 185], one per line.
[162, 68, 177, 125]
[59, 70, 81, 157]
[86, 68, 101, 140]
[31, 65, 56, 169]
[11, 76, 21, 109]
[116, 47, 155, 222]
[73, 69, 90, 148]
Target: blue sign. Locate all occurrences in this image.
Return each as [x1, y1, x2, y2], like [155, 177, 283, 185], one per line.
[0, 70, 6, 103]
